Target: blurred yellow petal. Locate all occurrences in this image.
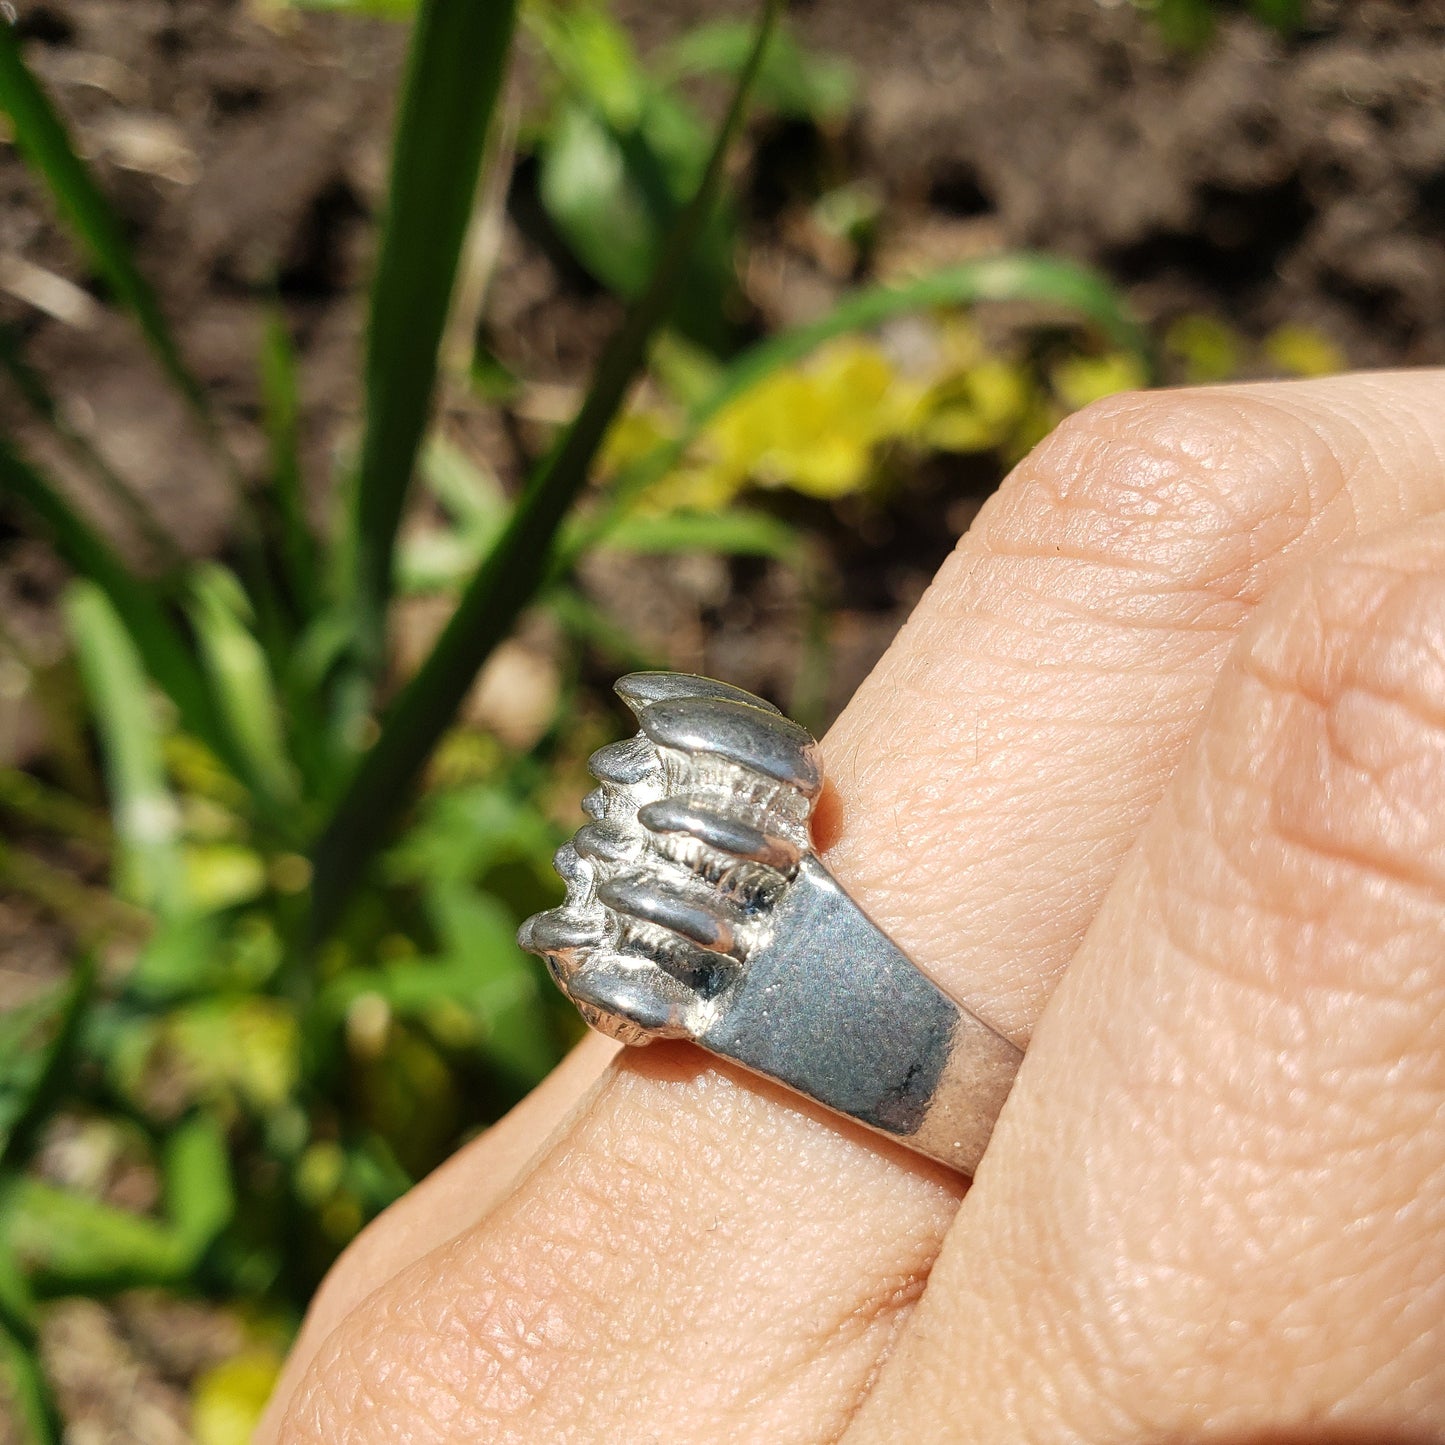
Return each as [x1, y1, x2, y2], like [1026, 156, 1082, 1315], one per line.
[774, 433, 875, 499]
[918, 359, 1032, 454]
[1052, 351, 1150, 411]
[183, 843, 267, 912]
[918, 408, 1000, 453]
[697, 338, 911, 500]
[1263, 323, 1346, 379]
[599, 407, 671, 476]
[1165, 313, 1242, 384]
[192, 1349, 282, 1445]
[295, 1140, 345, 1207]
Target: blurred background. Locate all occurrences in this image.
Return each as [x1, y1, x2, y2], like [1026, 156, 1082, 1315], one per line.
[0, 0, 1439, 1439]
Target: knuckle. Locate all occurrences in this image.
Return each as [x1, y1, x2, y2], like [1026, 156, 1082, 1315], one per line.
[1228, 526, 1445, 923]
[277, 1261, 557, 1445]
[982, 388, 1349, 612]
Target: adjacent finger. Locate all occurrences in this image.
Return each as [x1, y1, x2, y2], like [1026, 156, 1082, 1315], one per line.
[844, 519, 1445, 1443]
[825, 370, 1445, 1040]
[270, 372, 1445, 1444]
[256, 1033, 618, 1443]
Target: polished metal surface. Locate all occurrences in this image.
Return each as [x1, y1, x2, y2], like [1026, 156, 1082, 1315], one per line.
[517, 672, 1023, 1174]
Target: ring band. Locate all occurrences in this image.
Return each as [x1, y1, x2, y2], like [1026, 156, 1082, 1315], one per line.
[518, 672, 1023, 1174]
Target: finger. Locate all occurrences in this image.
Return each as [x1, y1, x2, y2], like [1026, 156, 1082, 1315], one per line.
[270, 373, 1445, 1445]
[269, 371, 1445, 1409]
[824, 370, 1445, 1040]
[844, 519, 1445, 1443]
[255, 1032, 618, 1444]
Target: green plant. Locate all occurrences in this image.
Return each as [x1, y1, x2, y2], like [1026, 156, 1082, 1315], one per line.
[0, 0, 1152, 1436]
[522, 0, 857, 355]
[1136, 0, 1305, 49]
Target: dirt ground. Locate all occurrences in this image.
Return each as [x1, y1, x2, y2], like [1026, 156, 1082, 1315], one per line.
[1, 0, 1444, 1438]
[3, 0, 1444, 721]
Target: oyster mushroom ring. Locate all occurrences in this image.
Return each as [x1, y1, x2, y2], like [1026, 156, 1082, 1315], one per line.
[518, 672, 1023, 1174]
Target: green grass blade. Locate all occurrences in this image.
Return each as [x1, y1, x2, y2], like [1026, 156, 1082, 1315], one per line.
[659, 17, 855, 122]
[529, 2, 740, 354]
[66, 581, 187, 916]
[572, 251, 1154, 553]
[0, 437, 234, 766]
[0, 839, 148, 945]
[1145, 0, 1217, 48]
[187, 564, 299, 815]
[2, 1177, 188, 1296]
[309, 0, 784, 941]
[1249, 0, 1305, 33]
[0, 958, 95, 1175]
[0, 1122, 231, 1304]
[0, 325, 184, 572]
[0, 1318, 60, 1445]
[0, 767, 110, 848]
[590, 506, 803, 562]
[691, 251, 1154, 422]
[0, 29, 213, 429]
[259, 310, 317, 619]
[346, 0, 520, 676]
[163, 1115, 234, 1259]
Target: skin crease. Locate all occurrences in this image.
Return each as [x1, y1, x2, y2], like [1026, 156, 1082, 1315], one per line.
[262, 373, 1445, 1444]
[841, 523, 1445, 1442]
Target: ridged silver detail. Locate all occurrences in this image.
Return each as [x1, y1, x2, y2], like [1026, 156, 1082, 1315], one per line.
[518, 671, 818, 1044]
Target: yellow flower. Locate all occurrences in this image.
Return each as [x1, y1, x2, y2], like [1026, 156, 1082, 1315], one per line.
[1051, 351, 1151, 411]
[1263, 323, 1346, 379]
[599, 407, 671, 477]
[918, 359, 1033, 453]
[1165, 314, 1242, 384]
[699, 338, 919, 502]
[192, 1349, 282, 1445]
[182, 843, 267, 911]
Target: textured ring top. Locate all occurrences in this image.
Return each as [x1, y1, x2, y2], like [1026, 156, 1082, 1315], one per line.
[518, 672, 1023, 1174]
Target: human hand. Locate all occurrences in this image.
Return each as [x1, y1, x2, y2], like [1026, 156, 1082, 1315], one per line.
[260, 372, 1445, 1444]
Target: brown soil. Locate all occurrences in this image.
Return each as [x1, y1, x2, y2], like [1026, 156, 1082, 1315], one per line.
[2, 0, 1443, 741]
[2, 1, 1444, 722]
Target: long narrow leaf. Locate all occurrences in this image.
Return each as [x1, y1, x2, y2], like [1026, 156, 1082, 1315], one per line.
[0, 958, 95, 1174]
[0, 1120, 232, 1302]
[707, 252, 1156, 397]
[0, 438, 234, 766]
[0, 29, 212, 427]
[66, 582, 187, 916]
[259, 310, 317, 618]
[591, 506, 803, 562]
[187, 564, 299, 816]
[0, 1315, 60, 1445]
[346, 0, 520, 675]
[3, 1178, 188, 1296]
[0, 839, 147, 944]
[310, 0, 784, 940]
[529, 1, 740, 354]
[162, 1115, 234, 1259]
[0, 325, 183, 571]
[0, 767, 110, 847]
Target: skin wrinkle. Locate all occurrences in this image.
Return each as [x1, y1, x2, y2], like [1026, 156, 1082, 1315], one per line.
[984, 397, 1333, 581]
[270, 376, 1445, 1445]
[286, 1054, 961, 1443]
[843, 519, 1445, 1445]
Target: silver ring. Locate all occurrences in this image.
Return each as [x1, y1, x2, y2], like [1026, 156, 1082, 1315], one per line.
[518, 672, 1023, 1175]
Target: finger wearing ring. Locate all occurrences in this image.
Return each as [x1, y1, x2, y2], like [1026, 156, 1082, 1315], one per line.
[519, 671, 1023, 1175]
